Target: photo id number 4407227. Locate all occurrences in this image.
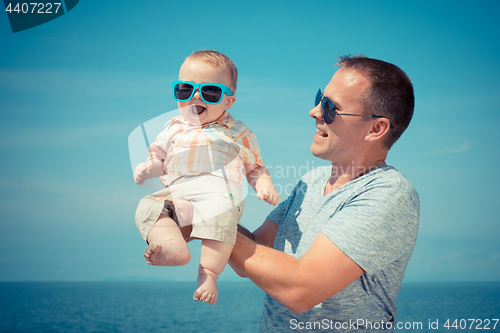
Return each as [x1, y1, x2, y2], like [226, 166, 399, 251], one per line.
[443, 319, 498, 330]
[5, 2, 62, 14]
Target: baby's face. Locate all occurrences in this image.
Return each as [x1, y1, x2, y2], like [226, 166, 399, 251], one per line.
[177, 58, 235, 126]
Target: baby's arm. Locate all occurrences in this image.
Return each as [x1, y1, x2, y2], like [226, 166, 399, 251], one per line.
[245, 163, 280, 206]
[134, 144, 167, 185]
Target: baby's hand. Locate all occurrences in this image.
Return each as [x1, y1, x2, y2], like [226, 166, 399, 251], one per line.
[257, 187, 280, 206]
[133, 159, 164, 185]
[133, 162, 149, 185]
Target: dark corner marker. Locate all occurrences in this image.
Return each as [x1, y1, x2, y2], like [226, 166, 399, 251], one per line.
[64, 0, 78, 12]
[3, 0, 79, 33]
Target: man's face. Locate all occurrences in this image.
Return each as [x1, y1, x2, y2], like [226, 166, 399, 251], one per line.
[309, 68, 373, 164]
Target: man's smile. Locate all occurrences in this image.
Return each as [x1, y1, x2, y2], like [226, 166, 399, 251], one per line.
[316, 127, 328, 137]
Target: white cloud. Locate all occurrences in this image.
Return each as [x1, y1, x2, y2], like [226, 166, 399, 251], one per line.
[425, 137, 473, 155]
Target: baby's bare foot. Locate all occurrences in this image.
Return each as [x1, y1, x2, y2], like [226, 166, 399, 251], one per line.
[144, 241, 190, 266]
[193, 270, 218, 304]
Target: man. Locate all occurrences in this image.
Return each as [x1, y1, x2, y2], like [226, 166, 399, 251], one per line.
[229, 55, 419, 332]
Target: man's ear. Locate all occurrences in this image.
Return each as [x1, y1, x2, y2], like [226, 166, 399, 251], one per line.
[225, 96, 236, 111]
[365, 118, 391, 142]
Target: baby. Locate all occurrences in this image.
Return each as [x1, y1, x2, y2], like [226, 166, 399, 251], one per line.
[134, 50, 279, 304]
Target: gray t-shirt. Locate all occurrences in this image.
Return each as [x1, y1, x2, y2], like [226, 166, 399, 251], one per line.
[260, 165, 419, 332]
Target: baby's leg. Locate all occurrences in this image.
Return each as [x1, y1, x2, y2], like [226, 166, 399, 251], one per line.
[170, 198, 195, 227]
[155, 196, 194, 228]
[193, 239, 233, 305]
[144, 211, 191, 266]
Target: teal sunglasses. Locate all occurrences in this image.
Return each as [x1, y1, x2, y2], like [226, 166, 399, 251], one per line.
[173, 80, 232, 105]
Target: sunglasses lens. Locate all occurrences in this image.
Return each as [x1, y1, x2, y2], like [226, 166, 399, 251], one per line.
[315, 90, 322, 106]
[323, 99, 335, 124]
[175, 83, 194, 101]
[201, 85, 223, 103]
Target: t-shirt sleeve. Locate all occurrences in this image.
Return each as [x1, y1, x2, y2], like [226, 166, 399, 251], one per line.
[321, 181, 420, 275]
[266, 179, 306, 225]
[266, 198, 290, 225]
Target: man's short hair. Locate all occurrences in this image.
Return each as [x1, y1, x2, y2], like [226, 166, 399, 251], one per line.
[336, 55, 415, 149]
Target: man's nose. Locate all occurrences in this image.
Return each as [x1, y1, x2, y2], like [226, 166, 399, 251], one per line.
[309, 103, 322, 120]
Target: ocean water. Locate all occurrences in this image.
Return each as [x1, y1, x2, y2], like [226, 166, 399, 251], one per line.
[0, 281, 498, 332]
[393, 282, 500, 332]
[0, 281, 264, 333]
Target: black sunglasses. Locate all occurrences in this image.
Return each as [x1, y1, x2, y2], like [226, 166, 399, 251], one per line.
[315, 89, 394, 129]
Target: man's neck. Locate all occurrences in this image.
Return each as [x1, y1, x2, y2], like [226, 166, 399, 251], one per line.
[325, 159, 386, 195]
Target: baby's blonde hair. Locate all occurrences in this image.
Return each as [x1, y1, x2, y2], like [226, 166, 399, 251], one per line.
[186, 50, 238, 94]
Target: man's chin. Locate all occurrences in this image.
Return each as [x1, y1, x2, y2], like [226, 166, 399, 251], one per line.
[310, 145, 322, 159]
[310, 144, 330, 161]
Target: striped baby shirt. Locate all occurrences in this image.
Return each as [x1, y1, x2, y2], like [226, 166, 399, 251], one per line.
[150, 111, 263, 187]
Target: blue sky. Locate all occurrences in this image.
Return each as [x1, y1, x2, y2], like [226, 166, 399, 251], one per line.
[0, 0, 499, 282]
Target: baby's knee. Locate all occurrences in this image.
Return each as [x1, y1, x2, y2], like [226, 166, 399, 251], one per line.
[176, 244, 191, 265]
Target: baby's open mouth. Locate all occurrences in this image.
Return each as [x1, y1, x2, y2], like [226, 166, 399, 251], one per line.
[192, 105, 206, 115]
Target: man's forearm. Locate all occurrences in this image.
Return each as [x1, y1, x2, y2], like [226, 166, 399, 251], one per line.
[229, 220, 312, 311]
[228, 225, 255, 278]
[230, 232, 306, 312]
[230, 230, 365, 313]
[237, 225, 255, 241]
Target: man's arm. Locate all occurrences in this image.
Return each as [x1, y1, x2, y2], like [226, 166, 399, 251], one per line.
[229, 219, 279, 277]
[251, 219, 280, 247]
[230, 230, 365, 313]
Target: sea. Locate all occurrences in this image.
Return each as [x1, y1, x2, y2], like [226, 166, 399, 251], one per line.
[0, 281, 498, 332]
